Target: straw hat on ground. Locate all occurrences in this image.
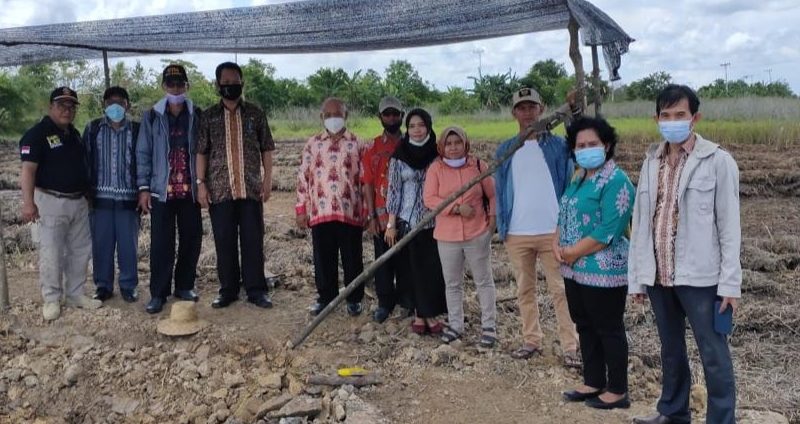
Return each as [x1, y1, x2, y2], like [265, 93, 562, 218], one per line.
[157, 301, 208, 336]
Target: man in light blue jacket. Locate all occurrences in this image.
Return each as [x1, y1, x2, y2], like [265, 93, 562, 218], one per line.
[495, 87, 579, 364]
[136, 64, 203, 314]
[629, 85, 741, 424]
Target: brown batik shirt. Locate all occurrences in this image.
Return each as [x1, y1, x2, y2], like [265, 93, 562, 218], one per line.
[197, 100, 275, 203]
[652, 136, 696, 286]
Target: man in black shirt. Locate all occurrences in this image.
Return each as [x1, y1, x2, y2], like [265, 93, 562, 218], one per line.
[19, 87, 103, 321]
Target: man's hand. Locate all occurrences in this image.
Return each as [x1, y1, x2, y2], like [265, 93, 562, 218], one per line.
[296, 214, 309, 230]
[261, 178, 272, 203]
[137, 192, 152, 215]
[384, 227, 398, 247]
[197, 185, 211, 209]
[719, 297, 738, 314]
[487, 215, 496, 234]
[21, 201, 39, 223]
[365, 217, 380, 237]
[566, 89, 578, 108]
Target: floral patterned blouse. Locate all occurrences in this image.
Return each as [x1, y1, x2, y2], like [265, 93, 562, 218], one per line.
[557, 159, 634, 287]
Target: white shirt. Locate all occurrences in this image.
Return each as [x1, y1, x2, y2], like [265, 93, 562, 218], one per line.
[508, 140, 559, 236]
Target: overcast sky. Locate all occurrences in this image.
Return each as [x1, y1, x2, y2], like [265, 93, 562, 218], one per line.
[2, 0, 799, 94]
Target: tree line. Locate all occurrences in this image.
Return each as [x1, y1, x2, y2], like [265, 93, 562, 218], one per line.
[0, 58, 581, 135]
[616, 71, 795, 102]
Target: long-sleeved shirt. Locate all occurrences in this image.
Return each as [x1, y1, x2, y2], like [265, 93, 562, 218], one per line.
[296, 129, 365, 227]
[423, 156, 496, 242]
[386, 158, 432, 229]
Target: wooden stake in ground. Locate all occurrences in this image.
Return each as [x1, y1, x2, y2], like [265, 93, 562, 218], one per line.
[0, 204, 9, 311]
[306, 374, 382, 387]
[290, 106, 578, 349]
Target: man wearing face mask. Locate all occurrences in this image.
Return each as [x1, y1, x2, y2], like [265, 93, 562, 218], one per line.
[296, 97, 366, 317]
[629, 85, 741, 424]
[196, 62, 274, 309]
[361, 96, 412, 323]
[136, 64, 204, 314]
[84, 86, 141, 303]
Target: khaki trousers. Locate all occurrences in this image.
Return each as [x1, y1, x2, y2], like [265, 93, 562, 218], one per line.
[505, 233, 578, 352]
[34, 190, 92, 303]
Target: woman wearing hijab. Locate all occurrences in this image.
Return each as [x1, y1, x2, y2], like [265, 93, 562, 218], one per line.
[423, 126, 498, 347]
[385, 108, 447, 334]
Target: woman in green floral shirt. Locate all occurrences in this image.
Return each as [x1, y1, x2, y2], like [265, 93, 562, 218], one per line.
[554, 117, 634, 410]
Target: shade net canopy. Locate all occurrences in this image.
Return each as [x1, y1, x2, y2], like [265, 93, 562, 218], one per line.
[0, 0, 633, 79]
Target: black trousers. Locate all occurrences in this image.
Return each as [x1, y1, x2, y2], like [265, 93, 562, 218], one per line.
[564, 278, 629, 395]
[149, 199, 202, 299]
[400, 228, 447, 318]
[209, 199, 268, 299]
[311, 221, 365, 306]
[373, 233, 412, 310]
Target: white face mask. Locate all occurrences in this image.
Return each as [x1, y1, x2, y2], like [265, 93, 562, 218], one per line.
[324, 117, 346, 134]
[409, 134, 430, 147]
[443, 157, 467, 168]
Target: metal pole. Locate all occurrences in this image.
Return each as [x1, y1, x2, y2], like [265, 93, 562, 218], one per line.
[102, 50, 111, 89]
[591, 45, 602, 116]
[290, 107, 577, 349]
[0, 205, 9, 312]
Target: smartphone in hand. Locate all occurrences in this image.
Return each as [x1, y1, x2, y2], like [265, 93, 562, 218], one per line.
[714, 300, 733, 335]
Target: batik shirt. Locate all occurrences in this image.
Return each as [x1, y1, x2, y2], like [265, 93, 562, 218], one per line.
[557, 159, 634, 287]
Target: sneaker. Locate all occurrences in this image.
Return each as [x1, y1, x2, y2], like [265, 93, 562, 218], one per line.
[42, 302, 60, 321]
[372, 307, 391, 323]
[346, 302, 363, 317]
[65, 295, 103, 310]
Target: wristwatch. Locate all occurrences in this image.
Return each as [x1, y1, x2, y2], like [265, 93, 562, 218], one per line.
[386, 222, 394, 230]
[196, 178, 205, 185]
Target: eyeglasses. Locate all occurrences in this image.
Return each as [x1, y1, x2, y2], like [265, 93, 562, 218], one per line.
[165, 81, 187, 89]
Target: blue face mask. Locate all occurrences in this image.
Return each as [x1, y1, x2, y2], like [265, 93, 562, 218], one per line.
[574, 146, 606, 170]
[658, 119, 693, 144]
[104, 103, 126, 123]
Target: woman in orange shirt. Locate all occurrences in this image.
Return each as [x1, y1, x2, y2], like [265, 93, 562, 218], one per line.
[423, 126, 498, 347]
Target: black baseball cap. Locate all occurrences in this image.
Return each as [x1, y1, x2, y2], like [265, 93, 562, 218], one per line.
[162, 64, 188, 83]
[50, 86, 80, 104]
[103, 86, 130, 102]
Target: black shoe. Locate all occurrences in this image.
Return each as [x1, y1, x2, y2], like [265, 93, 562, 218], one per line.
[145, 297, 166, 314]
[584, 393, 630, 410]
[309, 302, 325, 316]
[94, 288, 113, 301]
[346, 302, 363, 317]
[248, 295, 273, 309]
[120, 290, 138, 303]
[211, 296, 238, 309]
[372, 307, 391, 323]
[174, 289, 199, 302]
[632, 414, 675, 424]
[562, 389, 602, 402]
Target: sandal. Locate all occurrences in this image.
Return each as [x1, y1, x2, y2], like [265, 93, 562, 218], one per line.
[510, 345, 542, 360]
[427, 321, 444, 335]
[440, 327, 461, 344]
[478, 328, 498, 348]
[563, 349, 582, 368]
[410, 321, 427, 335]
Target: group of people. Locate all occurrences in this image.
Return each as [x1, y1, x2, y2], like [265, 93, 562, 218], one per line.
[19, 59, 742, 423]
[20, 62, 275, 319]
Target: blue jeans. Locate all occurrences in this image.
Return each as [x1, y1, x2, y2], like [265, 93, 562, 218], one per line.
[90, 207, 140, 292]
[647, 285, 736, 424]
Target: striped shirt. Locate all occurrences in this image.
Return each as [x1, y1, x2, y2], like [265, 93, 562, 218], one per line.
[89, 119, 137, 204]
[653, 137, 696, 286]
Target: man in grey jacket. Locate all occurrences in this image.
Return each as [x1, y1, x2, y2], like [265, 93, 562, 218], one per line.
[137, 64, 203, 314]
[629, 85, 741, 424]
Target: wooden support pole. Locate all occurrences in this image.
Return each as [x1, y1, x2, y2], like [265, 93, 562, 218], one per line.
[102, 50, 111, 89]
[568, 16, 586, 112]
[290, 107, 578, 349]
[0, 205, 9, 312]
[591, 45, 602, 116]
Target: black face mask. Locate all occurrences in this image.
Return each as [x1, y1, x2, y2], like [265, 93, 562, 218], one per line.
[219, 84, 243, 101]
[382, 121, 402, 134]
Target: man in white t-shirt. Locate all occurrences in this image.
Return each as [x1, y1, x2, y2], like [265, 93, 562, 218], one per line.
[494, 87, 579, 365]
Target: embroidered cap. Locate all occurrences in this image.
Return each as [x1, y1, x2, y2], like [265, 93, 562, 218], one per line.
[162, 64, 189, 83]
[512, 87, 542, 108]
[50, 86, 80, 104]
